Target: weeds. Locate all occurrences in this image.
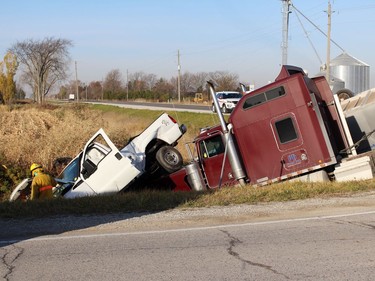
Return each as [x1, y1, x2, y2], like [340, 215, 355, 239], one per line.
[1, 180, 374, 219]
[0, 102, 212, 199]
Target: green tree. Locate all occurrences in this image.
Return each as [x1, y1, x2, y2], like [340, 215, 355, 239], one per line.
[0, 52, 18, 104]
[57, 85, 68, 100]
[152, 78, 174, 102]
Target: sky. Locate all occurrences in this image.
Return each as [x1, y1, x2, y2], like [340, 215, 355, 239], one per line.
[1, 0, 375, 91]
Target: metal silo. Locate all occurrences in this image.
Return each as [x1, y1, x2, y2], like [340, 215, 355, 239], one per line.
[314, 70, 345, 94]
[330, 52, 370, 95]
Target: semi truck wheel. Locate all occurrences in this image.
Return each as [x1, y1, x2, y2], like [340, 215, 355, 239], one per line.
[336, 88, 354, 100]
[156, 146, 183, 173]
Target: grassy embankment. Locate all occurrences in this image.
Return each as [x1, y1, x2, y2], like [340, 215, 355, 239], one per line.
[1, 180, 375, 219]
[0, 103, 374, 219]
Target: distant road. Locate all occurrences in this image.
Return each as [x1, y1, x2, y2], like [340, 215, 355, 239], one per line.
[88, 100, 212, 113]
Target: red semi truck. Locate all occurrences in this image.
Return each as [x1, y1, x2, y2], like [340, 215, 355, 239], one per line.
[165, 65, 374, 191]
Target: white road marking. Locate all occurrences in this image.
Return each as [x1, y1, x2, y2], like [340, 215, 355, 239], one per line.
[2, 210, 375, 245]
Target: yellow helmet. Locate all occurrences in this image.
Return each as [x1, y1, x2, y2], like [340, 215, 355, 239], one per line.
[30, 163, 42, 172]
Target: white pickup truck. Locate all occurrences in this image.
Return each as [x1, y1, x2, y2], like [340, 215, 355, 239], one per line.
[9, 113, 186, 201]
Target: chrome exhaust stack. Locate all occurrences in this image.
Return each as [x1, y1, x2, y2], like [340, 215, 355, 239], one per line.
[207, 81, 246, 186]
[239, 83, 247, 95]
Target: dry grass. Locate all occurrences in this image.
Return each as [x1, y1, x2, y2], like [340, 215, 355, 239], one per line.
[0, 103, 159, 173]
[0, 102, 215, 199]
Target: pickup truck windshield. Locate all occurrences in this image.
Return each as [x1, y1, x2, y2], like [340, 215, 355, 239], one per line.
[58, 157, 80, 182]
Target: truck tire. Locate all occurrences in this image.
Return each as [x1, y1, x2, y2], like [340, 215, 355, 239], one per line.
[212, 104, 216, 112]
[336, 88, 354, 101]
[222, 104, 228, 113]
[156, 146, 183, 173]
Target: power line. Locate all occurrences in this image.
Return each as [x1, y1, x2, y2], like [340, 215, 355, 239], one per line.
[291, 3, 345, 53]
[294, 4, 323, 64]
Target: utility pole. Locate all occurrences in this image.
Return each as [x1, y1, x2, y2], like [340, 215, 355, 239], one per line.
[325, 0, 333, 85]
[281, 0, 291, 65]
[177, 50, 181, 102]
[75, 61, 79, 102]
[126, 69, 129, 101]
[101, 79, 104, 100]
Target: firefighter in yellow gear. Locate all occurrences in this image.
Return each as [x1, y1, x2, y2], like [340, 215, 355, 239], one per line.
[30, 163, 57, 200]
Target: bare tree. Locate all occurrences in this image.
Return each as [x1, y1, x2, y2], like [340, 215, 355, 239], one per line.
[58, 80, 102, 100]
[129, 71, 148, 92]
[180, 72, 196, 94]
[10, 37, 72, 103]
[191, 72, 209, 92]
[170, 72, 208, 101]
[152, 78, 174, 101]
[57, 80, 82, 100]
[209, 71, 239, 91]
[88, 81, 103, 100]
[145, 73, 158, 90]
[103, 69, 123, 97]
[191, 72, 210, 101]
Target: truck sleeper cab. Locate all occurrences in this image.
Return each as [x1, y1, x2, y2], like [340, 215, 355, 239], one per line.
[168, 65, 353, 192]
[229, 65, 349, 185]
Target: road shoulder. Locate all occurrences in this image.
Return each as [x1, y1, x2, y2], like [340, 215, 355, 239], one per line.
[1, 191, 375, 241]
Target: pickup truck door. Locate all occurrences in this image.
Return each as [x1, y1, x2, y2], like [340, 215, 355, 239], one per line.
[79, 128, 142, 194]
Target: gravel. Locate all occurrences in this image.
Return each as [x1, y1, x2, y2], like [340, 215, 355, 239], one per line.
[1, 191, 375, 241]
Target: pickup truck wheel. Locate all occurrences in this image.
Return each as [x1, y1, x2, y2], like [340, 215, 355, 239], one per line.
[212, 104, 216, 112]
[156, 146, 183, 173]
[222, 105, 228, 113]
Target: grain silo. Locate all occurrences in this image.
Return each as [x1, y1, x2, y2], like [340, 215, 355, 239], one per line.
[315, 70, 345, 96]
[330, 52, 370, 95]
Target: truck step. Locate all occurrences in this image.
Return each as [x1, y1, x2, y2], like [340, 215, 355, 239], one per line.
[334, 155, 374, 181]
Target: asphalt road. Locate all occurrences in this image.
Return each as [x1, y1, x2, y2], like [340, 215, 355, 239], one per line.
[1, 193, 375, 281]
[89, 100, 213, 113]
